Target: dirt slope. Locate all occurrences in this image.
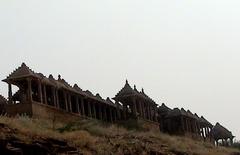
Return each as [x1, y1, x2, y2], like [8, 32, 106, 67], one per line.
[0, 116, 239, 155]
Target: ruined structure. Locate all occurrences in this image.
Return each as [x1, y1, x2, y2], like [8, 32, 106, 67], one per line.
[211, 122, 235, 146]
[158, 104, 214, 141]
[113, 81, 158, 122]
[0, 63, 235, 146]
[2, 63, 118, 123]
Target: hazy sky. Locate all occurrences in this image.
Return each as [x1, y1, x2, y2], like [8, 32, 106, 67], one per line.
[0, 1, 240, 139]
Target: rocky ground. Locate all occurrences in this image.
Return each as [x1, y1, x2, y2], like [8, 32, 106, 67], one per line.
[0, 116, 239, 155]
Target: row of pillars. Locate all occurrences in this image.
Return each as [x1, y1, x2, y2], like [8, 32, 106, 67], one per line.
[216, 138, 234, 146]
[119, 97, 158, 122]
[8, 78, 118, 123]
[180, 117, 212, 139]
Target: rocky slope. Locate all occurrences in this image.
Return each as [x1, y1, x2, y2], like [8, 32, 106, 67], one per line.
[0, 116, 239, 155]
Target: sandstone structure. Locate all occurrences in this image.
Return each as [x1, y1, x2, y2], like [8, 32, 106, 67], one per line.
[0, 63, 235, 146]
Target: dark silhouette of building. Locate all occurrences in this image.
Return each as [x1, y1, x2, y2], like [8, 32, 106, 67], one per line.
[0, 63, 235, 146]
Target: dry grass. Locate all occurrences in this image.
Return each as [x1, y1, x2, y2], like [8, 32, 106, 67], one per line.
[0, 115, 239, 155]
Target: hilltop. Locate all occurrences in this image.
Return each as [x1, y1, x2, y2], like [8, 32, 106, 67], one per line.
[0, 116, 239, 155]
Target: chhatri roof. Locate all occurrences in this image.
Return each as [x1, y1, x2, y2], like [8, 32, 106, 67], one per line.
[113, 80, 156, 105]
[106, 97, 116, 107]
[211, 122, 234, 140]
[187, 110, 199, 120]
[114, 80, 137, 98]
[158, 103, 172, 113]
[3, 63, 39, 82]
[201, 116, 213, 127]
[166, 108, 186, 118]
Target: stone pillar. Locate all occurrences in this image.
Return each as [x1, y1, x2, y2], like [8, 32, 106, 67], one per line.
[184, 119, 188, 132]
[43, 85, 47, 104]
[132, 97, 137, 117]
[142, 102, 146, 119]
[137, 100, 141, 117]
[52, 87, 56, 107]
[109, 108, 113, 123]
[87, 100, 92, 117]
[68, 94, 72, 112]
[27, 78, 32, 103]
[116, 101, 121, 120]
[148, 105, 151, 121]
[76, 96, 80, 114]
[201, 128, 204, 138]
[140, 101, 146, 119]
[99, 104, 102, 120]
[103, 106, 107, 121]
[180, 116, 184, 134]
[93, 102, 96, 119]
[64, 92, 68, 111]
[55, 89, 59, 108]
[230, 138, 233, 146]
[8, 83, 13, 104]
[154, 107, 158, 121]
[123, 104, 127, 120]
[81, 98, 85, 116]
[37, 80, 43, 103]
[114, 109, 117, 122]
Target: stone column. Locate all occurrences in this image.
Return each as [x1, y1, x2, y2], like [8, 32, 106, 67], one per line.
[123, 103, 127, 120]
[116, 101, 121, 120]
[142, 102, 146, 119]
[43, 85, 47, 104]
[68, 94, 72, 112]
[148, 105, 151, 121]
[230, 138, 233, 146]
[137, 100, 141, 117]
[81, 98, 85, 116]
[109, 108, 113, 123]
[99, 104, 102, 120]
[76, 96, 80, 114]
[114, 109, 117, 122]
[55, 89, 59, 108]
[64, 91, 68, 111]
[103, 106, 107, 121]
[140, 101, 145, 119]
[93, 102, 96, 119]
[184, 119, 188, 132]
[52, 87, 56, 107]
[27, 78, 32, 103]
[132, 97, 137, 117]
[37, 80, 43, 103]
[180, 116, 185, 134]
[8, 83, 13, 104]
[87, 100, 92, 117]
[154, 107, 158, 121]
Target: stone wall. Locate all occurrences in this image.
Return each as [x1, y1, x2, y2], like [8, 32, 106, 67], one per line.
[5, 103, 32, 116]
[31, 102, 87, 124]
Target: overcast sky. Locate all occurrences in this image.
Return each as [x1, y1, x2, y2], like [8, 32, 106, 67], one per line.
[0, 0, 240, 140]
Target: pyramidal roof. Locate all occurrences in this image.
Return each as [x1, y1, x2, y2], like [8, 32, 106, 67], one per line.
[159, 103, 171, 112]
[114, 80, 137, 98]
[114, 80, 157, 105]
[106, 97, 116, 106]
[167, 108, 183, 117]
[3, 63, 38, 81]
[201, 116, 213, 127]
[211, 122, 234, 139]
